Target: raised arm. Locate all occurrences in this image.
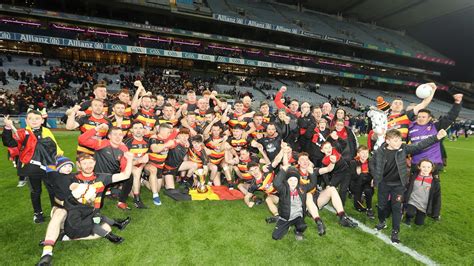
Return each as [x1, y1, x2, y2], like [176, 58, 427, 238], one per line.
[412, 83, 437, 115]
[2, 116, 19, 147]
[78, 124, 108, 150]
[437, 94, 463, 130]
[273, 86, 290, 112]
[65, 105, 81, 130]
[130, 85, 145, 115]
[273, 166, 287, 192]
[203, 116, 220, 140]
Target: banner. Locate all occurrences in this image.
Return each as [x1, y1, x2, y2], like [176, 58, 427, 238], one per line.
[0, 31, 435, 88]
[0, 4, 453, 66]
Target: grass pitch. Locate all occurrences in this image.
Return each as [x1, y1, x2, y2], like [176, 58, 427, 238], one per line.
[0, 132, 473, 265]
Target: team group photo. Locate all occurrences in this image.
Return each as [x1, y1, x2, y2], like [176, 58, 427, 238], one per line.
[0, 0, 473, 265]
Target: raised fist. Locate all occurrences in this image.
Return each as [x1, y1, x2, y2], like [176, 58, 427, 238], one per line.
[453, 94, 463, 104]
[437, 129, 447, 140]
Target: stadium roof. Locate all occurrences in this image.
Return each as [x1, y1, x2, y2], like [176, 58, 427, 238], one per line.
[277, 0, 473, 30]
[277, 0, 474, 81]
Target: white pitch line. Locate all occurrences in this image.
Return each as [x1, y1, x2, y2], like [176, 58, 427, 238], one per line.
[324, 206, 438, 266]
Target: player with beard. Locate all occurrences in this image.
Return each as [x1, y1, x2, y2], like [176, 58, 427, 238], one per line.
[252, 123, 287, 162]
[387, 83, 436, 143]
[109, 101, 131, 135]
[36, 153, 134, 266]
[66, 99, 111, 157]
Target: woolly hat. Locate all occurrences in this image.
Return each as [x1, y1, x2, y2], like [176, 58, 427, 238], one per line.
[56, 156, 74, 172]
[286, 167, 301, 181]
[376, 96, 390, 111]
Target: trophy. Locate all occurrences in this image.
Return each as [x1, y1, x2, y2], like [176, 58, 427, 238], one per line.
[194, 168, 208, 193]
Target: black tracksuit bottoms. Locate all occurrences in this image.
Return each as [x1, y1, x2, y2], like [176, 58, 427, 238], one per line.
[272, 216, 307, 240]
[377, 181, 405, 232]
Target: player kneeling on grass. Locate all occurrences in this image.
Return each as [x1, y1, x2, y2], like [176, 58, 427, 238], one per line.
[404, 159, 441, 226]
[37, 153, 134, 266]
[370, 128, 447, 243]
[244, 161, 280, 222]
[295, 152, 357, 237]
[243, 146, 285, 222]
[271, 165, 312, 240]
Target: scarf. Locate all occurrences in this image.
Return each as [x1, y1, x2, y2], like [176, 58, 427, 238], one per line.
[337, 127, 348, 140]
[311, 128, 326, 145]
[290, 189, 299, 200]
[322, 148, 341, 166]
[354, 156, 369, 174]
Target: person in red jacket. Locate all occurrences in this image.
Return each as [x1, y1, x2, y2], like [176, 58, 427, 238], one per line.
[3, 111, 63, 223]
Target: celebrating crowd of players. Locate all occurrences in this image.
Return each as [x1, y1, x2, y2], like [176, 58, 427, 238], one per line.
[1, 80, 464, 265]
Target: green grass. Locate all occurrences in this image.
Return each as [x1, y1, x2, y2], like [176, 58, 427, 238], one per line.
[1, 132, 473, 265]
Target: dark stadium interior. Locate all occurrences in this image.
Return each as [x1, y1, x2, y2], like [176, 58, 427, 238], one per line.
[0, 0, 472, 110]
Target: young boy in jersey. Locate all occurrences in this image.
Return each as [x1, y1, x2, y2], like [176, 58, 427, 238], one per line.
[370, 128, 447, 243]
[3, 111, 64, 223]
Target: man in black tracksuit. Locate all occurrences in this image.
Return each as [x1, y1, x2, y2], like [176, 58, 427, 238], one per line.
[271, 166, 316, 240]
[369, 128, 447, 243]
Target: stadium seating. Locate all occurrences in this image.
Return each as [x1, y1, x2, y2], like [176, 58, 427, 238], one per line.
[206, 1, 448, 59]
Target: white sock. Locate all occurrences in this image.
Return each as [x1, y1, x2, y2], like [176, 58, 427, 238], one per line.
[153, 193, 159, 198]
[62, 235, 70, 241]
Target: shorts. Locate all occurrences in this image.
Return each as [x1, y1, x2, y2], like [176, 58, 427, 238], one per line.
[311, 190, 322, 209]
[144, 163, 164, 178]
[163, 165, 179, 177]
